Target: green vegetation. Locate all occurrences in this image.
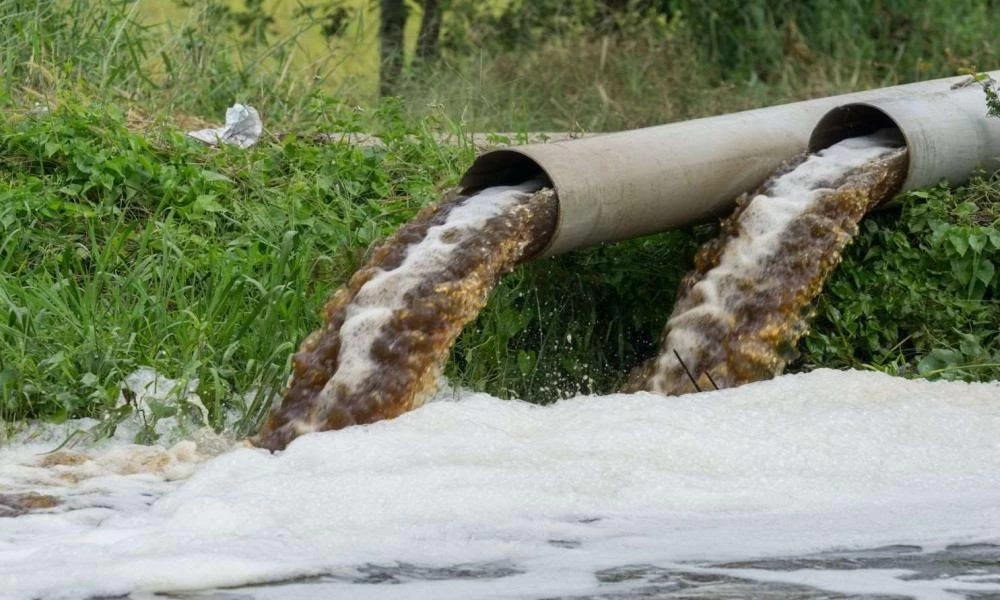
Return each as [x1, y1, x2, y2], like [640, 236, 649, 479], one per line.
[803, 179, 1000, 380]
[0, 98, 473, 434]
[5, 0, 999, 128]
[0, 98, 709, 433]
[978, 72, 1000, 117]
[394, 0, 1000, 129]
[0, 0, 998, 438]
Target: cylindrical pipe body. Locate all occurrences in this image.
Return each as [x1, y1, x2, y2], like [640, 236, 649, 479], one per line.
[460, 72, 1000, 256]
[809, 85, 1000, 194]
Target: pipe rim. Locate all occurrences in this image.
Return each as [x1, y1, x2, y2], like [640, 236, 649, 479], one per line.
[459, 149, 561, 256]
[809, 103, 913, 190]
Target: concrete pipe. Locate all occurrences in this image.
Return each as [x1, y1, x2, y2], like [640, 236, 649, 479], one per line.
[809, 84, 1000, 196]
[459, 72, 1000, 257]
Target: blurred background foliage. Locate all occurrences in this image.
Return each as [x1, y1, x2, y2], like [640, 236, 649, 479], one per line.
[3, 0, 998, 129]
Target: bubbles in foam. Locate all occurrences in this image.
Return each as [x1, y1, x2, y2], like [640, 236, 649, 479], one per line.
[4, 370, 1000, 599]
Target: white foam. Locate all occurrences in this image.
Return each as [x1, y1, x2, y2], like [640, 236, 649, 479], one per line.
[116, 366, 213, 431]
[652, 134, 901, 380]
[2, 368, 240, 451]
[327, 181, 540, 398]
[2, 369, 1000, 599]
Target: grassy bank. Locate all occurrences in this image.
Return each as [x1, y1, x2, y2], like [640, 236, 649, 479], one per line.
[1, 0, 998, 437]
[2, 100, 998, 438]
[0, 99, 473, 434]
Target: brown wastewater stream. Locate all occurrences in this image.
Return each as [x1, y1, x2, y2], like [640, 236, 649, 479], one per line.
[253, 133, 908, 451]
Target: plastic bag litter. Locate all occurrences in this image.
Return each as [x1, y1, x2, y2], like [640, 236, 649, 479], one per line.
[187, 103, 262, 148]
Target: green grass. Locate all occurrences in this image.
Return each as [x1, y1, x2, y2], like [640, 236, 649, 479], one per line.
[0, 0, 999, 440]
[3, 98, 999, 440]
[801, 178, 1000, 380]
[0, 97, 708, 433]
[0, 98, 473, 435]
[3, 0, 998, 130]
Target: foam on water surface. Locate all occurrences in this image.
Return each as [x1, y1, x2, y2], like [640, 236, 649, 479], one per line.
[3, 369, 1000, 599]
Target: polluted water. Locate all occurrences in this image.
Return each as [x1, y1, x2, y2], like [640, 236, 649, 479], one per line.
[3, 372, 1000, 599]
[3, 135, 1000, 600]
[629, 132, 908, 394]
[262, 131, 909, 448]
[253, 179, 557, 451]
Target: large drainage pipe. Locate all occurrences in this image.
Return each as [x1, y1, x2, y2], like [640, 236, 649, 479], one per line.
[460, 72, 1000, 257]
[809, 85, 1000, 190]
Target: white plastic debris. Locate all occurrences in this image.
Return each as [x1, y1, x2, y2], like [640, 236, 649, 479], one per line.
[187, 103, 263, 148]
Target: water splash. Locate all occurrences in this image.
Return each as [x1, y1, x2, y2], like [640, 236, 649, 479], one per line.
[253, 181, 558, 451]
[628, 133, 909, 394]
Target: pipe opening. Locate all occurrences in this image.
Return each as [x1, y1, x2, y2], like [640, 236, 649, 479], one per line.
[459, 149, 553, 194]
[809, 104, 910, 209]
[459, 150, 561, 256]
[809, 104, 904, 153]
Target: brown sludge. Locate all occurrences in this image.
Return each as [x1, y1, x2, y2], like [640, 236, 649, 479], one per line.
[252, 187, 558, 451]
[0, 493, 60, 517]
[627, 146, 909, 395]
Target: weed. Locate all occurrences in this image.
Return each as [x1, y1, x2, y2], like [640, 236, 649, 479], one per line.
[800, 177, 1000, 382]
[0, 99, 467, 432]
[976, 72, 1000, 117]
[0, 1, 999, 436]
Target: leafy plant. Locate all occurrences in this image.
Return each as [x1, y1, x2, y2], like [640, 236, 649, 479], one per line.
[0, 99, 467, 432]
[977, 72, 1000, 118]
[799, 178, 1000, 381]
[1, 0, 999, 440]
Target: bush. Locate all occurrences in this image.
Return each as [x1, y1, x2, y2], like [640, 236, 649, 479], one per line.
[0, 99, 467, 431]
[801, 178, 1000, 381]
